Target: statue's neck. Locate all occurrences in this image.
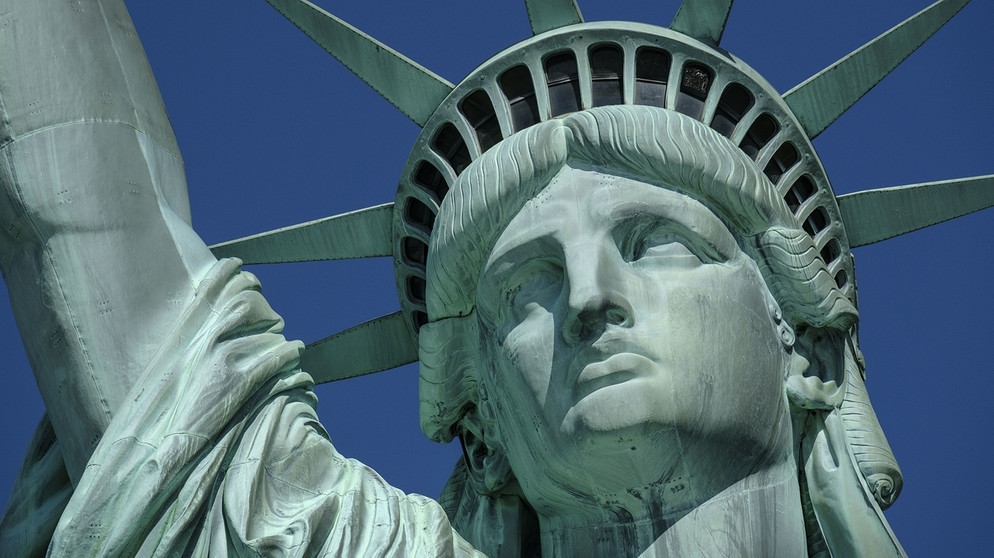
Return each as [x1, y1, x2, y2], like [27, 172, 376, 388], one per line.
[537, 461, 807, 557]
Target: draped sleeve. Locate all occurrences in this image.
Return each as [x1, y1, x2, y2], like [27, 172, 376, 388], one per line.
[48, 258, 483, 557]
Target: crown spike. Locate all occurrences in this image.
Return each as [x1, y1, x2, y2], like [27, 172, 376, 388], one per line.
[839, 175, 994, 248]
[524, 0, 584, 35]
[784, 0, 970, 140]
[265, 0, 454, 127]
[210, 203, 393, 263]
[303, 312, 418, 383]
[669, 0, 734, 47]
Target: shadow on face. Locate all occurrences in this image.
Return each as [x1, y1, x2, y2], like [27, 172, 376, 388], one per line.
[473, 166, 794, 519]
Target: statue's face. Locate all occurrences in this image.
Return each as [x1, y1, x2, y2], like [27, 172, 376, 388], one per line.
[476, 166, 792, 511]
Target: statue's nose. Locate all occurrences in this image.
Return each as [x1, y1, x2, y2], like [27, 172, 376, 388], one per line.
[561, 241, 632, 344]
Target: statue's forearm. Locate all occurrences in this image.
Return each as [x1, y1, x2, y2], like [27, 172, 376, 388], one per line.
[0, 0, 216, 482]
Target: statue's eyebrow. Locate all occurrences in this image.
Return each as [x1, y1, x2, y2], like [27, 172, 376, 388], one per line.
[482, 234, 561, 284]
[612, 215, 730, 263]
[603, 197, 739, 260]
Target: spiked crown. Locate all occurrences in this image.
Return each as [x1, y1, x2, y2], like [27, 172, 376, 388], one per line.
[212, 0, 993, 387]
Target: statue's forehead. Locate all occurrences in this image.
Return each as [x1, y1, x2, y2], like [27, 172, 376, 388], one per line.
[485, 165, 739, 269]
[424, 107, 805, 325]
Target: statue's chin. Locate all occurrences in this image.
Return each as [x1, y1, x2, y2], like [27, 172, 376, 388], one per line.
[519, 430, 795, 530]
[509, 390, 796, 521]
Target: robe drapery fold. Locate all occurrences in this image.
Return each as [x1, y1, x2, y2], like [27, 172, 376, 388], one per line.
[44, 258, 480, 557]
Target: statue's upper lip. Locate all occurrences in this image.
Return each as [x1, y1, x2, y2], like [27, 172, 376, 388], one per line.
[581, 334, 654, 362]
[570, 336, 655, 399]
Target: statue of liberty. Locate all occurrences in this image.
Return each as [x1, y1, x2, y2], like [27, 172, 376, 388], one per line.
[0, 0, 991, 555]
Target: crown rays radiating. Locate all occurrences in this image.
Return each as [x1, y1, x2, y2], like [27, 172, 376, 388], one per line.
[212, 0, 993, 384]
[784, 0, 971, 139]
[263, 0, 453, 127]
[669, 0, 733, 47]
[525, 0, 584, 35]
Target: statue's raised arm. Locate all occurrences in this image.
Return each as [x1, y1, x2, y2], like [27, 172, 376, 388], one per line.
[0, 0, 216, 480]
[0, 1, 477, 555]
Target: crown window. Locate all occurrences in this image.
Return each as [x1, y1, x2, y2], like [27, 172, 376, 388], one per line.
[545, 51, 582, 117]
[676, 62, 713, 120]
[432, 123, 471, 175]
[402, 237, 429, 268]
[763, 142, 799, 184]
[589, 44, 624, 107]
[834, 269, 848, 289]
[412, 160, 449, 202]
[784, 175, 816, 214]
[711, 83, 753, 137]
[407, 276, 427, 304]
[412, 311, 428, 331]
[460, 90, 502, 153]
[404, 197, 435, 233]
[802, 206, 829, 236]
[634, 47, 670, 107]
[820, 237, 841, 265]
[500, 65, 540, 132]
[739, 113, 778, 159]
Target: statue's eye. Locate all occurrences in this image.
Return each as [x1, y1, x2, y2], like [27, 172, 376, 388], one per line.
[619, 218, 724, 266]
[503, 261, 562, 321]
[632, 235, 701, 264]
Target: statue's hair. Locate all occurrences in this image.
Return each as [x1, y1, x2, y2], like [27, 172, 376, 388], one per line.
[417, 105, 901, 556]
[756, 227, 856, 331]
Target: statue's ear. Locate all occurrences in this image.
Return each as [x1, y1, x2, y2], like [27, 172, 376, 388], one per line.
[459, 409, 514, 495]
[786, 327, 847, 410]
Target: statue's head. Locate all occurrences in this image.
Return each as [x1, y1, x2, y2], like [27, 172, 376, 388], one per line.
[418, 105, 892, 553]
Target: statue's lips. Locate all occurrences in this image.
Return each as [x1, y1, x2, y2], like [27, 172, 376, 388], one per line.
[572, 349, 656, 401]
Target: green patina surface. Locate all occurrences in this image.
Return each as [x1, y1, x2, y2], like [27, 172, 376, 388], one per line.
[0, 1, 990, 556]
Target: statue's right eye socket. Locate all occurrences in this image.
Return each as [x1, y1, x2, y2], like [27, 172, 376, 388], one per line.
[628, 229, 689, 257]
[620, 222, 694, 262]
[502, 261, 562, 321]
[617, 218, 725, 266]
[631, 236, 703, 268]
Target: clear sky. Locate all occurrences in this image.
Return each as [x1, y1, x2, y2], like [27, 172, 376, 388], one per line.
[1, 1, 992, 555]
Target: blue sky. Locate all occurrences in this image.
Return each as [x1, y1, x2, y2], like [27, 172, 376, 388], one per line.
[2, 1, 992, 554]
